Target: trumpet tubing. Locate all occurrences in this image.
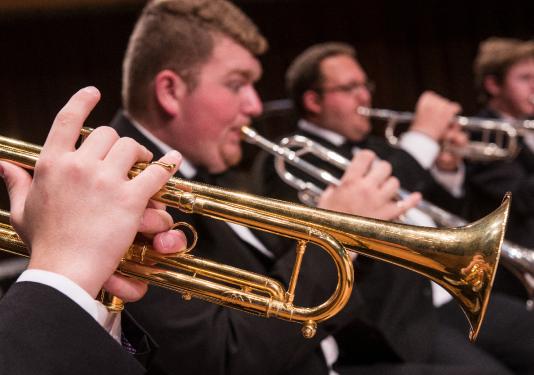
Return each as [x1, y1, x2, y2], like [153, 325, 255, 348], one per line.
[297, 130, 534, 307]
[0, 208, 351, 339]
[243, 126, 512, 341]
[356, 106, 534, 161]
[0, 131, 511, 341]
[244, 127, 534, 308]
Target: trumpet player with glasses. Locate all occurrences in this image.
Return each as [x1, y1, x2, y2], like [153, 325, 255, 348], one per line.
[253, 41, 534, 374]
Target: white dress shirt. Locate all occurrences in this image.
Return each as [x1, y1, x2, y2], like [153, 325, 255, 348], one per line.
[298, 119, 465, 198]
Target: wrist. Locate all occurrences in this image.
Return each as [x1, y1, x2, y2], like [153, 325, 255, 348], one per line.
[408, 125, 440, 141]
[28, 257, 106, 298]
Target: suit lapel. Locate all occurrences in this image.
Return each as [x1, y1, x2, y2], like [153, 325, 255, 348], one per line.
[110, 111, 165, 160]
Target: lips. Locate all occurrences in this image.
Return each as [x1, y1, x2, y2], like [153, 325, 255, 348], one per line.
[226, 127, 243, 143]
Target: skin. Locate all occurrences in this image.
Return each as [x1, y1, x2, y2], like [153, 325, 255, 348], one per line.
[0, 87, 187, 301]
[303, 54, 373, 142]
[304, 54, 466, 173]
[149, 34, 263, 174]
[411, 91, 467, 171]
[301, 55, 421, 220]
[485, 57, 534, 119]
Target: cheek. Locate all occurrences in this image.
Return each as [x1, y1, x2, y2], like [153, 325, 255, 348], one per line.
[207, 92, 241, 122]
[506, 83, 530, 100]
[325, 98, 351, 118]
[186, 91, 237, 125]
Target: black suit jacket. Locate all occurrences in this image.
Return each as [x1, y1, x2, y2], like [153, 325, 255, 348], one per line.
[465, 108, 534, 300]
[111, 112, 374, 375]
[0, 282, 146, 375]
[466, 108, 534, 247]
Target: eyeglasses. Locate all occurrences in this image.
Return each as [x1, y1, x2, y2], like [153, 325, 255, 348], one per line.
[318, 81, 376, 96]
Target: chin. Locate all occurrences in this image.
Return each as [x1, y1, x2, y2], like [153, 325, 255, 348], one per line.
[219, 147, 242, 171]
[226, 152, 242, 168]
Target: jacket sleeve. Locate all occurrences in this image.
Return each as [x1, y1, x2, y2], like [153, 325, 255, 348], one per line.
[467, 152, 534, 217]
[0, 282, 146, 375]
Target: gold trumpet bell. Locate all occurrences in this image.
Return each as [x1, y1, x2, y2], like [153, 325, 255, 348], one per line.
[404, 194, 509, 341]
[242, 126, 511, 341]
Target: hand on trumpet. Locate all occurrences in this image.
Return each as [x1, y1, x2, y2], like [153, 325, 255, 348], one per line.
[0, 87, 185, 302]
[410, 91, 466, 171]
[318, 150, 421, 221]
[436, 123, 469, 172]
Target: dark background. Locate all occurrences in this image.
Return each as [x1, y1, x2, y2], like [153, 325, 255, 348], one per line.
[0, 0, 533, 196]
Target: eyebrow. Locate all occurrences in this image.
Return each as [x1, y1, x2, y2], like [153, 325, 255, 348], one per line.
[227, 68, 261, 82]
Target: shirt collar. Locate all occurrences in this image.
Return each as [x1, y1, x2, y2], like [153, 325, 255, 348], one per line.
[298, 119, 346, 146]
[126, 113, 197, 178]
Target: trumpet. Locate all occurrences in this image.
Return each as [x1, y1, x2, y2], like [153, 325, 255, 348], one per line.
[242, 126, 533, 310]
[357, 106, 534, 162]
[0, 131, 511, 341]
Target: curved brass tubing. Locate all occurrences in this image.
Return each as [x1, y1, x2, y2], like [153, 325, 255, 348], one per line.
[0, 131, 511, 340]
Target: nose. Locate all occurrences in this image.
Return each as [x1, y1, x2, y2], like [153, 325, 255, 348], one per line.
[242, 86, 263, 117]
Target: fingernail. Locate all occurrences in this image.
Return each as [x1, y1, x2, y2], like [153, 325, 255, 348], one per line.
[166, 150, 181, 159]
[82, 86, 99, 95]
[159, 233, 176, 250]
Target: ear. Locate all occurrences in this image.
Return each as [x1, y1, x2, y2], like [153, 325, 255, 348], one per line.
[302, 90, 322, 115]
[154, 69, 187, 117]
[483, 75, 501, 98]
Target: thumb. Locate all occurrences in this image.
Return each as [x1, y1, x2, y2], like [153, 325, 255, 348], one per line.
[0, 161, 33, 222]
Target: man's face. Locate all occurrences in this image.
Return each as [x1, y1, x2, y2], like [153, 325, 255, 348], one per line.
[494, 57, 534, 118]
[314, 55, 372, 141]
[174, 35, 263, 173]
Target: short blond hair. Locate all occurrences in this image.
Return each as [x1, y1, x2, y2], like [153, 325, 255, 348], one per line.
[122, 0, 268, 118]
[474, 37, 534, 103]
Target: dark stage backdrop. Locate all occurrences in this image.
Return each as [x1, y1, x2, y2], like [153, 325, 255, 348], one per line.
[0, 0, 533, 207]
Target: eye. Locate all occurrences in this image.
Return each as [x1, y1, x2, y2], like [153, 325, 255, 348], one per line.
[517, 74, 534, 82]
[226, 80, 245, 93]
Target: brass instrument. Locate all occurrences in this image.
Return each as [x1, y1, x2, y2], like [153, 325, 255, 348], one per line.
[357, 106, 534, 161]
[242, 127, 533, 310]
[0, 132, 511, 341]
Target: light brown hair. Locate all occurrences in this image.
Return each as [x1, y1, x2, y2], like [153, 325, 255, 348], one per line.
[474, 37, 534, 103]
[122, 0, 268, 118]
